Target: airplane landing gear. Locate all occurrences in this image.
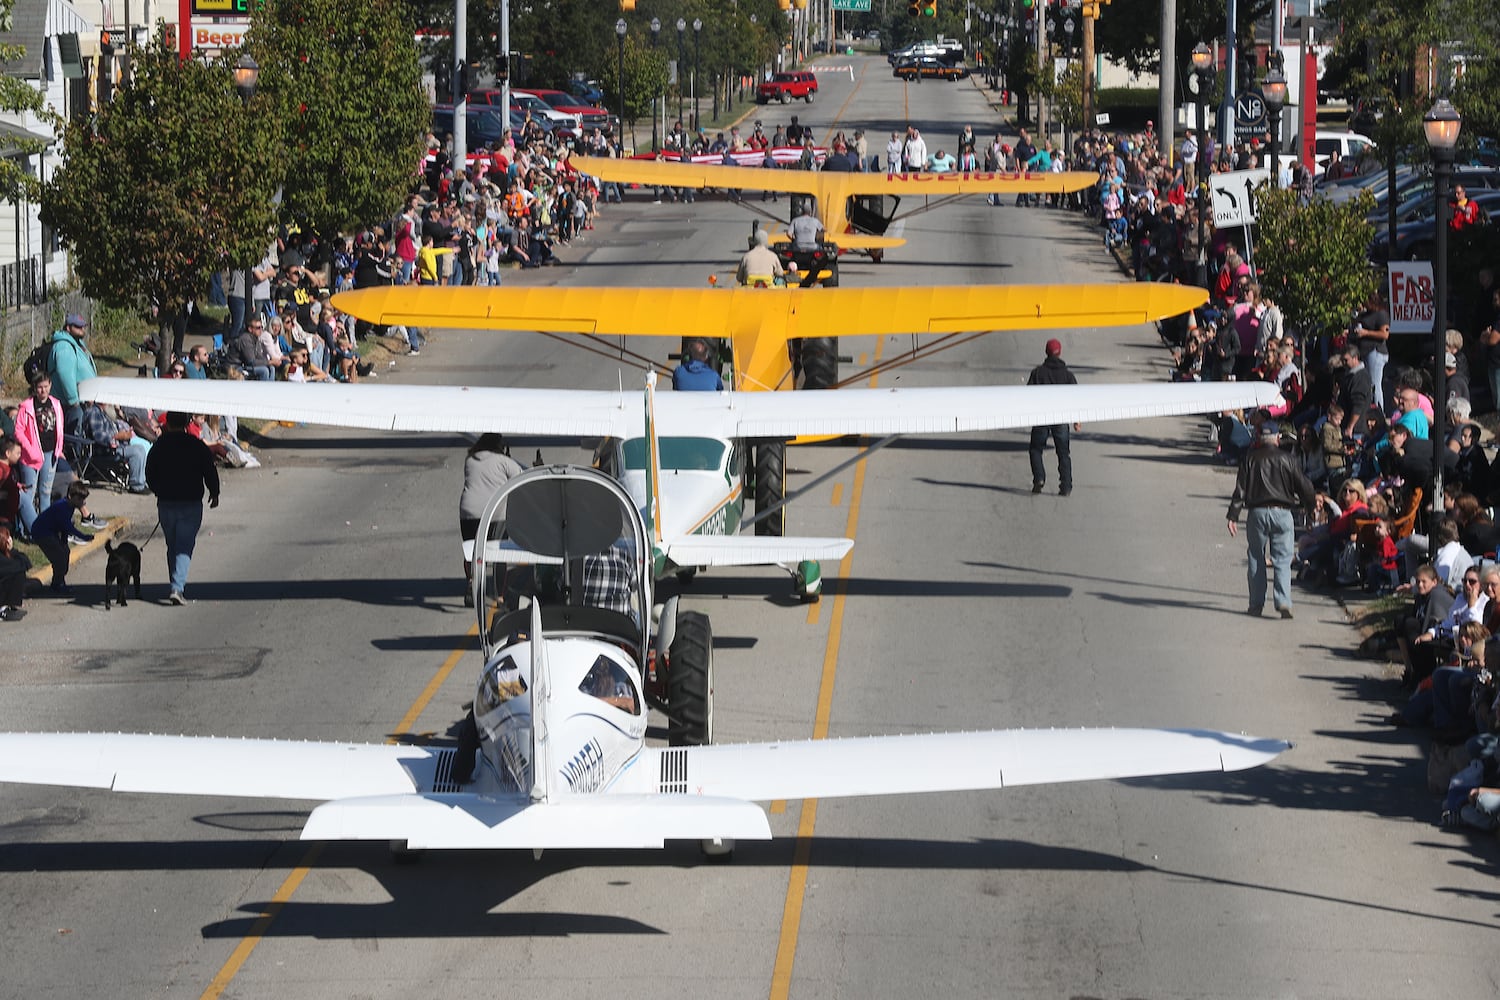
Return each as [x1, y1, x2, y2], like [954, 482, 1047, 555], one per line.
[667, 610, 714, 747]
[794, 559, 822, 602]
[700, 836, 735, 860]
[753, 442, 785, 537]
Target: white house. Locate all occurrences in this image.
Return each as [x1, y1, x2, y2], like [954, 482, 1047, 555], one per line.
[0, 0, 96, 312]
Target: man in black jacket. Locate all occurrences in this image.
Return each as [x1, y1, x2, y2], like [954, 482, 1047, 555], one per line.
[1028, 339, 1080, 495]
[145, 412, 220, 606]
[1227, 423, 1317, 618]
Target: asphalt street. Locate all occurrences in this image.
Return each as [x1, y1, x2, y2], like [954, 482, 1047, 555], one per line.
[3, 53, 1499, 999]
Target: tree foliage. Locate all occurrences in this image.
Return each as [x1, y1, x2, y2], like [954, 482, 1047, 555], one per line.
[1093, 0, 1272, 79]
[39, 41, 281, 317]
[1253, 187, 1378, 339]
[245, 0, 427, 240]
[0, 0, 46, 201]
[597, 35, 670, 128]
[409, 0, 784, 101]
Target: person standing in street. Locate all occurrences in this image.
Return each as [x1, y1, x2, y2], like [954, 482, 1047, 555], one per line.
[145, 411, 220, 606]
[459, 434, 524, 608]
[1028, 339, 1080, 496]
[1226, 422, 1317, 619]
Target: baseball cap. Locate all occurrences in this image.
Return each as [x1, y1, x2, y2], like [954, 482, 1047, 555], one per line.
[1259, 424, 1281, 440]
[64, 313, 86, 329]
[1045, 338, 1062, 357]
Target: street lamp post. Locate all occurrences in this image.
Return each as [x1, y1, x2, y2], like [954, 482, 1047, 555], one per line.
[1191, 43, 1213, 289]
[676, 18, 686, 128]
[650, 17, 661, 152]
[1425, 97, 1462, 511]
[616, 19, 627, 152]
[693, 18, 702, 132]
[232, 53, 259, 341]
[1262, 67, 1287, 189]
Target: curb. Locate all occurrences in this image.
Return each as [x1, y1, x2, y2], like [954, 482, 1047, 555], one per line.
[26, 516, 132, 588]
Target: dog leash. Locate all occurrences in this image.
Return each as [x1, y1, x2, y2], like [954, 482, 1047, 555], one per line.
[136, 518, 161, 552]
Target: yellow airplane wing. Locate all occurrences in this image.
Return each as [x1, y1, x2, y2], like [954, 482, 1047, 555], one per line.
[571, 155, 1098, 196]
[335, 284, 1206, 391]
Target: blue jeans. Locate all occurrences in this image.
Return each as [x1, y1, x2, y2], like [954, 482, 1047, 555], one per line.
[158, 501, 204, 596]
[119, 443, 148, 491]
[1246, 506, 1295, 611]
[15, 459, 47, 535]
[1028, 424, 1072, 490]
[399, 259, 415, 285]
[1364, 350, 1387, 410]
[227, 295, 247, 339]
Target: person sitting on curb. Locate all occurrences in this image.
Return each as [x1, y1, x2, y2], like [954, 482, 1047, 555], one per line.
[31, 481, 93, 596]
[0, 522, 30, 620]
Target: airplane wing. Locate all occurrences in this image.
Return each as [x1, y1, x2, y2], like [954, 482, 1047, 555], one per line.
[0, 728, 1286, 849]
[331, 283, 1209, 338]
[80, 378, 1280, 443]
[571, 154, 1099, 196]
[643, 728, 1290, 802]
[663, 534, 853, 568]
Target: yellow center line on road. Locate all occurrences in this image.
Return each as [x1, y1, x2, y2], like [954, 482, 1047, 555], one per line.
[200, 622, 481, 999]
[775, 334, 883, 998]
[830, 482, 844, 507]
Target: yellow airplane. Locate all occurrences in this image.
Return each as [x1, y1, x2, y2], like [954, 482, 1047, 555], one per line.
[569, 154, 1100, 259]
[334, 282, 1206, 395]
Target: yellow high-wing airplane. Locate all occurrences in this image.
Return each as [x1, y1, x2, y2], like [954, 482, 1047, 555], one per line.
[334, 283, 1206, 394]
[569, 154, 1100, 257]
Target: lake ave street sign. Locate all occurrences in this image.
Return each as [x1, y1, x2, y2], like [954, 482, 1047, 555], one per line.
[1233, 89, 1270, 141]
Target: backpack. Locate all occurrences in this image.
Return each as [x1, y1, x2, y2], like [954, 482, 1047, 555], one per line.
[22, 339, 53, 385]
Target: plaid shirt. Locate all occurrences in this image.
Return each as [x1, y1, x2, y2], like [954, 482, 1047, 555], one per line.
[582, 545, 637, 616]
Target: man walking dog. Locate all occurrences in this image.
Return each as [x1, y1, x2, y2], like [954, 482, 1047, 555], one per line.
[145, 411, 219, 605]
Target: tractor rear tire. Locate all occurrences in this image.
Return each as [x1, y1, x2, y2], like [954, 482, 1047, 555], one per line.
[754, 443, 785, 537]
[667, 610, 714, 747]
[798, 337, 838, 391]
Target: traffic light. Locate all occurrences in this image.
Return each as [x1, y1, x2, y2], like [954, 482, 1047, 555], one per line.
[496, 54, 509, 82]
[620, 0, 636, 10]
[908, 0, 920, 15]
[921, 0, 937, 15]
[1022, 0, 1034, 7]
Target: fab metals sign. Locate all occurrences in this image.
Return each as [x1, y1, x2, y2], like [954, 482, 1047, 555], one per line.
[1387, 261, 1435, 334]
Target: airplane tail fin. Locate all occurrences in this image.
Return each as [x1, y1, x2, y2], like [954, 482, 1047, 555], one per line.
[529, 600, 552, 803]
[643, 372, 664, 548]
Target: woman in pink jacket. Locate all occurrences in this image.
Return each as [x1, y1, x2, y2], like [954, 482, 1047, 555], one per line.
[13, 372, 64, 537]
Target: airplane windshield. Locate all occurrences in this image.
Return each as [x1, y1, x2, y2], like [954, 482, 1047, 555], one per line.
[621, 437, 725, 472]
[579, 654, 641, 715]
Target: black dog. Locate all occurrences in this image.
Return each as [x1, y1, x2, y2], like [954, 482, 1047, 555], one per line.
[103, 541, 142, 610]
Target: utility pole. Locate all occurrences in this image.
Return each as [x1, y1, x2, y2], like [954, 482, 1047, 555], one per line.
[500, 0, 510, 134]
[453, 0, 467, 166]
[1081, 3, 1096, 138]
[1159, 0, 1175, 170]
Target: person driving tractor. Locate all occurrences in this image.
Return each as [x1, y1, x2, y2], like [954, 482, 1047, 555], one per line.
[737, 228, 785, 288]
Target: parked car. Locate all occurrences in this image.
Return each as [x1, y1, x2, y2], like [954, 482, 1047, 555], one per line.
[568, 78, 604, 105]
[892, 56, 969, 82]
[1376, 168, 1500, 224]
[756, 71, 818, 104]
[431, 106, 514, 148]
[1369, 189, 1500, 262]
[520, 87, 612, 133]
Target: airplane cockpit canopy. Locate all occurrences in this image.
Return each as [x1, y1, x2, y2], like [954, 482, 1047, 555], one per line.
[474, 465, 652, 660]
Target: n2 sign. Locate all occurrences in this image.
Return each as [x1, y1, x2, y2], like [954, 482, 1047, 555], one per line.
[1387, 262, 1435, 334]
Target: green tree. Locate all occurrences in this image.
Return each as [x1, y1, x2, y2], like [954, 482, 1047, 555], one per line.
[598, 35, 670, 139]
[1253, 187, 1378, 341]
[245, 0, 427, 241]
[1093, 0, 1272, 78]
[40, 42, 281, 345]
[1049, 62, 1084, 132]
[0, 0, 47, 201]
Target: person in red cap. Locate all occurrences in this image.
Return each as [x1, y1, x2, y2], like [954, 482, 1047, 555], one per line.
[1028, 339, 1080, 495]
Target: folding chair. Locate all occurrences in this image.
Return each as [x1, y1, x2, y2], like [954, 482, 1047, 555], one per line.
[61, 434, 131, 491]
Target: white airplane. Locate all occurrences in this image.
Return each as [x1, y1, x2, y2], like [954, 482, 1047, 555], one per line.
[80, 373, 1281, 602]
[0, 464, 1290, 857]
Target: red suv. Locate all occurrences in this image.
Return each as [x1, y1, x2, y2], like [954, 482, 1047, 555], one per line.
[757, 71, 817, 105]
